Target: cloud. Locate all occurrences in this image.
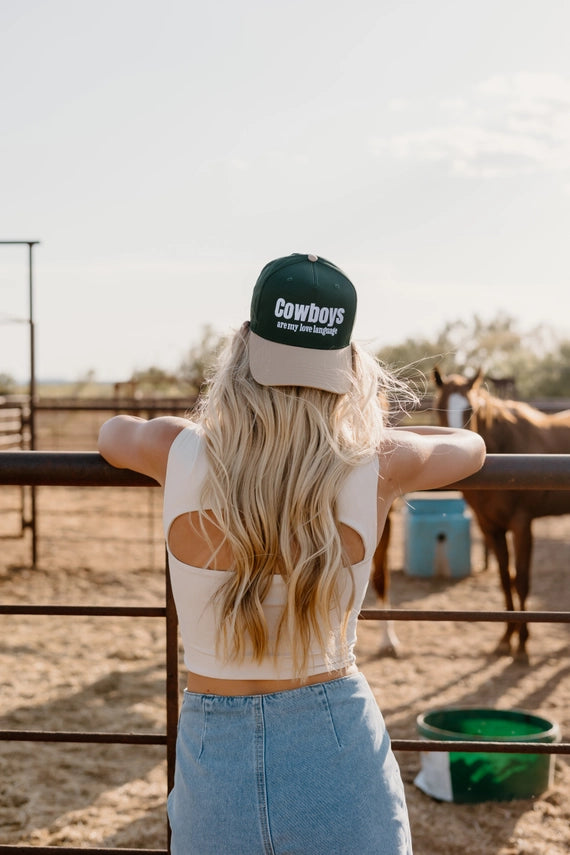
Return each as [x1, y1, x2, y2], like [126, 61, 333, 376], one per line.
[476, 72, 570, 106]
[372, 72, 570, 178]
[388, 98, 410, 112]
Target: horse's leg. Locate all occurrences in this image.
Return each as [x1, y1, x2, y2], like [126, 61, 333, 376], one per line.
[485, 528, 517, 654]
[510, 513, 533, 661]
[370, 515, 400, 657]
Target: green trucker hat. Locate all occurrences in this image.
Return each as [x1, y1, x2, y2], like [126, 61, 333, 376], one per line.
[249, 253, 357, 393]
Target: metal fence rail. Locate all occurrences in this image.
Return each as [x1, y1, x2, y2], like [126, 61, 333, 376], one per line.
[0, 849, 166, 855]
[1, 451, 570, 488]
[0, 452, 569, 854]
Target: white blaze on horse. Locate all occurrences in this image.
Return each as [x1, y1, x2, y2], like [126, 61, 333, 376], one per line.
[433, 367, 570, 659]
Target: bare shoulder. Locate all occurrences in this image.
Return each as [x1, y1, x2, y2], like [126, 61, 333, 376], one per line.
[139, 415, 193, 445]
[376, 430, 416, 500]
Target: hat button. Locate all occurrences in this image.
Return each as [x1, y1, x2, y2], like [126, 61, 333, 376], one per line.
[308, 254, 318, 262]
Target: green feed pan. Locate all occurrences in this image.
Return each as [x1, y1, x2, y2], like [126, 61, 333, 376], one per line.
[415, 707, 560, 803]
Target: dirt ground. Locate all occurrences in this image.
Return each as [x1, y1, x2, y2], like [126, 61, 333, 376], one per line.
[0, 452, 568, 853]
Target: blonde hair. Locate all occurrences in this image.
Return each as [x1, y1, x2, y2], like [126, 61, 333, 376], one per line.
[195, 322, 409, 677]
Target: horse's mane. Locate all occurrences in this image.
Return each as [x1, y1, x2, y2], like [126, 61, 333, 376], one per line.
[474, 387, 548, 430]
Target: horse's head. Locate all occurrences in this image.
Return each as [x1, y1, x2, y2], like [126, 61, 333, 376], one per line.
[432, 367, 484, 430]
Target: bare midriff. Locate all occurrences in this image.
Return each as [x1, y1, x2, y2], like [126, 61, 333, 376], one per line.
[186, 664, 358, 696]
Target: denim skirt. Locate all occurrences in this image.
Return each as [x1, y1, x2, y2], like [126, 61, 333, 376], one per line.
[167, 672, 412, 855]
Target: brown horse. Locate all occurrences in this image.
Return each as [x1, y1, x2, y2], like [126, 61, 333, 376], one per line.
[433, 367, 570, 658]
[369, 513, 401, 655]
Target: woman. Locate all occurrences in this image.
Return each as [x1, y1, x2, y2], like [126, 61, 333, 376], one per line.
[98, 253, 486, 855]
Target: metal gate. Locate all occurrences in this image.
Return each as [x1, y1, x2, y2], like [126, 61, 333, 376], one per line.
[0, 452, 569, 855]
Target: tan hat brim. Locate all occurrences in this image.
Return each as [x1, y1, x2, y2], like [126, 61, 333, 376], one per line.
[248, 331, 352, 394]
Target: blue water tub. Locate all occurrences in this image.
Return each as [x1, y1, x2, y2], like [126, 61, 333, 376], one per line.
[404, 492, 471, 578]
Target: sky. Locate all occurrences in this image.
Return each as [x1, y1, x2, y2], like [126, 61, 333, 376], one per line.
[1, 0, 569, 383]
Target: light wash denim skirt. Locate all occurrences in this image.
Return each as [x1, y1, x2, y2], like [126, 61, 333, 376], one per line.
[167, 672, 412, 855]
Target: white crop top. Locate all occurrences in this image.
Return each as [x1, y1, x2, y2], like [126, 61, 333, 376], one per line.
[163, 424, 379, 679]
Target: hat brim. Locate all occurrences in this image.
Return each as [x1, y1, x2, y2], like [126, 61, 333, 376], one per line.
[248, 331, 352, 394]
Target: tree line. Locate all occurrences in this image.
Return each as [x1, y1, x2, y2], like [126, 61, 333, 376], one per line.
[176, 314, 570, 401]
[373, 312, 570, 400]
[1, 313, 569, 400]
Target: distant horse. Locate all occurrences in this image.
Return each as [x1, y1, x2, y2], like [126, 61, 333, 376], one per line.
[433, 367, 570, 658]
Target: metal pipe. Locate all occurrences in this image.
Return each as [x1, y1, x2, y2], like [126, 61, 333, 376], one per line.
[0, 730, 166, 745]
[0, 240, 40, 564]
[446, 453, 570, 490]
[0, 452, 158, 486]
[0, 848, 167, 855]
[28, 242, 38, 565]
[0, 605, 166, 616]
[0, 452, 569, 489]
[391, 739, 569, 755]
[359, 609, 570, 623]
[165, 559, 179, 796]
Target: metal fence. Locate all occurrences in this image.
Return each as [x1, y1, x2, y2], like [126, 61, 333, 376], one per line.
[0, 452, 569, 855]
[0, 402, 33, 550]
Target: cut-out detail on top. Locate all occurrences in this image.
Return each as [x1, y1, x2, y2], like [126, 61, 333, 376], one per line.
[167, 510, 365, 571]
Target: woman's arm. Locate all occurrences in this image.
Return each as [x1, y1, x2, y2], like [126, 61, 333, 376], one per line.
[97, 415, 190, 485]
[379, 425, 486, 498]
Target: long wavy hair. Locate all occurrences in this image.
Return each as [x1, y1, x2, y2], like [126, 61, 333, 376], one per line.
[194, 321, 413, 677]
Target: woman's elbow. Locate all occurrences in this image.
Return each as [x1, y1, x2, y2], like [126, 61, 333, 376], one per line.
[467, 434, 487, 473]
[97, 416, 129, 466]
